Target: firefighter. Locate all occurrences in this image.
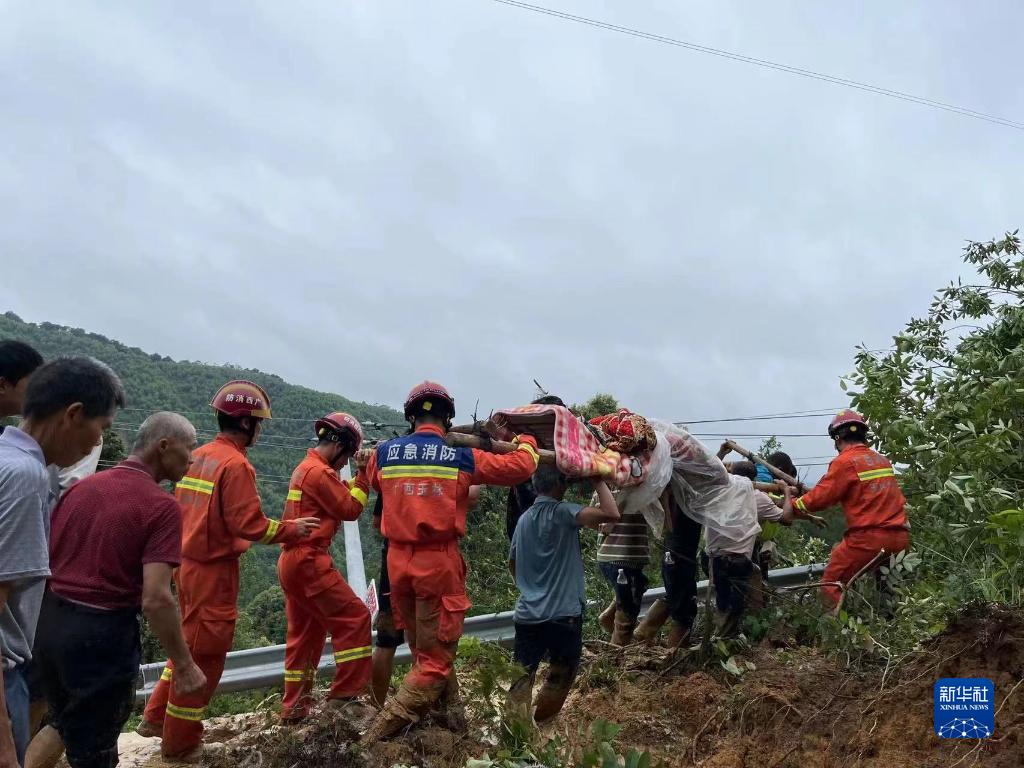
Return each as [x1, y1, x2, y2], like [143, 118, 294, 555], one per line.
[138, 381, 320, 761]
[785, 410, 909, 611]
[277, 412, 373, 724]
[360, 381, 540, 742]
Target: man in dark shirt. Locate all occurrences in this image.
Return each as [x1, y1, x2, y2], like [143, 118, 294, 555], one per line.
[27, 412, 206, 768]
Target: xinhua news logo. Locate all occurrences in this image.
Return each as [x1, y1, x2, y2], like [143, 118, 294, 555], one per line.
[934, 678, 995, 739]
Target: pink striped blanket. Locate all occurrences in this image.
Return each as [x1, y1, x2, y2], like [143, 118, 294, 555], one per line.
[492, 404, 649, 487]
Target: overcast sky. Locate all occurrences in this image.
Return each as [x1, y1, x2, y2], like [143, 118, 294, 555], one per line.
[2, 1, 1021, 477]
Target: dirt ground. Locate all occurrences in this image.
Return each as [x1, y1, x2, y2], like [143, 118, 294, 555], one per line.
[127, 603, 1022, 768]
[558, 603, 1023, 767]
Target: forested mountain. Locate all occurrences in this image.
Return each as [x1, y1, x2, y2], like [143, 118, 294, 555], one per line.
[0, 311, 406, 650]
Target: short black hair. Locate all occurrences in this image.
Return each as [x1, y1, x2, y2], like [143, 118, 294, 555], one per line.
[730, 461, 758, 480]
[23, 357, 125, 421]
[531, 395, 565, 407]
[217, 412, 246, 433]
[765, 452, 798, 478]
[317, 432, 357, 453]
[0, 340, 43, 386]
[834, 425, 869, 444]
[532, 463, 567, 495]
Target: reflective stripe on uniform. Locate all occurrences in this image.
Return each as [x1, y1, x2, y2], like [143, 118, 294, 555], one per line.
[515, 441, 540, 466]
[160, 667, 173, 681]
[858, 468, 895, 482]
[795, 497, 807, 512]
[286, 489, 302, 502]
[260, 519, 281, 544]
[350, 486, 368, 506]
[380, 466, 459, 481]
[333, 646, 372, 664]
[177, 476, 214, 495]
[166, 703, 206, 722]
[283, 669, 307, 682]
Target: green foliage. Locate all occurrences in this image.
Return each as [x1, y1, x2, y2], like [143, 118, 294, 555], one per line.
[756, 436, 782, 460]
[0, 312, 403, 648]
[572, 393, 619, 422]
[100, 427, 127, 466]
[465, 717, 663, 768]
[844, 230, 1024, 607]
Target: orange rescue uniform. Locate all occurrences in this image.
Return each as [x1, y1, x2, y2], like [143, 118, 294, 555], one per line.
[278, 449, 371, 720]
[367, 425, 538, 721]
[143, 434, 308, 757]
[793, 443, 909, 607]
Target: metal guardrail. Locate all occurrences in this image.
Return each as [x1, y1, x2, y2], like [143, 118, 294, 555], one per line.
[135, 562, 825, 704]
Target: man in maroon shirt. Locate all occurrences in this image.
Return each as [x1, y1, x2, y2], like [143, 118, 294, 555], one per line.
[26, 412, 206, 768]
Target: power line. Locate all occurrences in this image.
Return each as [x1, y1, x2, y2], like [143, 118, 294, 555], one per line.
[692, 432, 824, 438]
[489, 0, 1024, 131]
[115, 406, 407, 430]
[675, 408, 843, 425]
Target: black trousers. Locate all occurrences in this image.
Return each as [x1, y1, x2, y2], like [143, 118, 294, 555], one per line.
[704, 553, 755, 618]
[598, 563, 648, 618]
[662, 510, 703, 629]
[510, 616, 583, 722]
[34, 592, 141, 768]
[513, 616, 583, 675]
[375, 538, 405, 649]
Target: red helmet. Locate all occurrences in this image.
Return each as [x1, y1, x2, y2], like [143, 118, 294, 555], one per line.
[404, 380, 455, 420]
[211, 380, 272, 419]
[828, 409, 868, 438]
[314, 411, 363, 450]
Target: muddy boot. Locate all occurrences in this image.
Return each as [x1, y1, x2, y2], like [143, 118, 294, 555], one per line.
[360, 680, 438, 743]
[327, 697, 377, 729]
[533, 663, 575, 724]
[135, 720, 162, 738]
[718, 611, 743, 638]
[503, 674, 535, 732]
[161, 745, 203, 765]
[633, 598, 669, 645]
[610, 609, 637, 646]
[432, 672, 467, 732]
[360, 697, 417, 744]
[598, 599, 617, 635]
[665, 620, 691, 649]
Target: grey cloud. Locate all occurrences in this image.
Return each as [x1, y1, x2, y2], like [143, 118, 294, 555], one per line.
[3, 0, 1023, 477]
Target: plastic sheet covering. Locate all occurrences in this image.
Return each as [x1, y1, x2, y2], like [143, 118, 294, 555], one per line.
[614, 433, 673, 537]
[648, 420, 761, 548]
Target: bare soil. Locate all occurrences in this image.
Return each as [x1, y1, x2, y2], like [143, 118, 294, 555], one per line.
[557, 603, 1023, 767]
[134, 603, 1022, 768]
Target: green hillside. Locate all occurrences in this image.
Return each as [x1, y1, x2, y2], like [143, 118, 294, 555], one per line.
[0, 310, 405, 649]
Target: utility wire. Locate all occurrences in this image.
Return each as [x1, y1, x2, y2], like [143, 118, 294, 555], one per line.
[489, 0, 1024, 131]
[675, 408, 842, 424]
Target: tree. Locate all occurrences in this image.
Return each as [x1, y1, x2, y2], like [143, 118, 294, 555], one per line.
[100, 427, 127, 467]
[573, 393, 619, 422]
[845, 230, 1024, 603]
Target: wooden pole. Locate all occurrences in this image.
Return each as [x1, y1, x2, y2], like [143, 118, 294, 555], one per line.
[724, 440, 799, 486]
[443, 432, 557, 465]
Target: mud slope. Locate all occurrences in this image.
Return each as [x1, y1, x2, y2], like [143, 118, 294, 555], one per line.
[559, 603, 1023, 767]
[161, 604, 1021, 768]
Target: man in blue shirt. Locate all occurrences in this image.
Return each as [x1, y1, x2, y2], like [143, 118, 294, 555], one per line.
[507, 466, 620, 724]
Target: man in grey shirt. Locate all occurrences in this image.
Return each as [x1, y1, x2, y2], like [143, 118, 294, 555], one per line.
[0, 357, 124, 768]
[506, 466, 619, 725]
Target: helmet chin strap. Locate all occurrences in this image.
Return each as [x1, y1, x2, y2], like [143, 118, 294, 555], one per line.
[243, 418, 258, 448]
[329, 444, 347, 470]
